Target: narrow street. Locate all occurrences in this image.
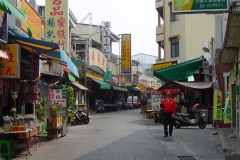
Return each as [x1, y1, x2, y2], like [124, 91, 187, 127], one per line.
[14, 109, 225, 160]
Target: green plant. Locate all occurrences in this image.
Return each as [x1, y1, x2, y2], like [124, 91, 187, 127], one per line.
[35, 96, 47, 122]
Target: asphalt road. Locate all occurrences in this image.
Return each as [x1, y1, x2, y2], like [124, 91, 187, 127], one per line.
[13, 109, 225, 160]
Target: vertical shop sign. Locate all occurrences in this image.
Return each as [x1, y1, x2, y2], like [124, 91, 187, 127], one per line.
[0, 44, 20, 78]
[213, 89, 222, 121]
[45, 0, 69, 53]
[21, 0, 43, 40]
[121, 34, 131, 73]
[102, 21, 111, 69]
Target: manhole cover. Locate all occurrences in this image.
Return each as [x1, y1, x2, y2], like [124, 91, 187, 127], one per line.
[178, 156, 195, 160]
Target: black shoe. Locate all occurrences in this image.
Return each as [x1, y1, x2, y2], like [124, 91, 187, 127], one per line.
[164, 135, 168, 137]
[169, 134, 172, 137]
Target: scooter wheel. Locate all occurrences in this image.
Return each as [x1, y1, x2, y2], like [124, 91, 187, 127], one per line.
[83, 117, 90, 124]
[174, 121, 181, 129]
[198, 121, 206, 129]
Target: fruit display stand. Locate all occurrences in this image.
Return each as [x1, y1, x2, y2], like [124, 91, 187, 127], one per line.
[47, 104, 62, 139]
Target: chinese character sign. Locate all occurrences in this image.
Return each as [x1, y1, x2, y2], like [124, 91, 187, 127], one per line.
[88, 47, 107, 73]
[0, 44, 20, 78]
[213, 89, 222, 121]
[45, 0, 69, 53]
[121, 34, 131, 73]
[21, 0, 43, 40]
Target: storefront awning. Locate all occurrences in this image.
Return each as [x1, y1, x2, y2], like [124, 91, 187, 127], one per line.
[112, 86, 127, 92]
[71, 82, 88, 90]
[93, 79, 111, 89]
[8, 33, 79, 78]
[153, 57, 203, 82]
[175, 81, 212, 89]
[0, 0, 32, 37]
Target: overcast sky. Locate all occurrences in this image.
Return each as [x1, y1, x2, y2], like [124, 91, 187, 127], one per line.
[36, 0, 158, 57]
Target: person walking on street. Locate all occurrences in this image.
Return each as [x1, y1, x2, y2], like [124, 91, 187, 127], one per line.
[161, 91, 176, 137]
[140, 96, 147, 114]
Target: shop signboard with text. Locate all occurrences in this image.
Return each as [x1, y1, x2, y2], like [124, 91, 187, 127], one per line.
[88, 47, 107, 73]
[0, 44, 21, 78]
[45, 0, 69, 52]
[152, 60, 177, 71]
[173, 0, 229, 13]
[121, 34, 131, 73]
[20, 0, 43, 40]
[49, 85, 66, 107]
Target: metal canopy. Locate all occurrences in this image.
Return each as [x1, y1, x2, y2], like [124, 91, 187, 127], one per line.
[153, 57, 203, 82]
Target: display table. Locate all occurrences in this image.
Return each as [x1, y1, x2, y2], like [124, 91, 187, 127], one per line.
[8, 130, 32, 157]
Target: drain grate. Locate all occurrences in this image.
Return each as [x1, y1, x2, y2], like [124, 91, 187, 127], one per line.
[178, 156, 195, 160]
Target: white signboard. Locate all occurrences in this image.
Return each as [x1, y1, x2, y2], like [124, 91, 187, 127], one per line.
[104, 21, 111, 28]
[103, 46, 111, 53]
[103, 37, 111, 45]
[103, 29, 111, 36]
[151, 95, 160, 110]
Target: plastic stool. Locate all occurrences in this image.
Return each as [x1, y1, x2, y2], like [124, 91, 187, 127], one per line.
[41, 123, 47, 135]
[0, 140, 11, 158]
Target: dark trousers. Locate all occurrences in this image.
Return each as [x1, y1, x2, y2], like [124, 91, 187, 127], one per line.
[163, 112, 173, 135]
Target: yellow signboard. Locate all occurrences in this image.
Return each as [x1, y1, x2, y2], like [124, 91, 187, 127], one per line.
[137, 82, 147, 91]
[121, 34, 131, 73]
[152, 62, 173, 71]
[0, 44, 20, 78]
[45, 0, 69, 52]
[21, 0, 43, 40]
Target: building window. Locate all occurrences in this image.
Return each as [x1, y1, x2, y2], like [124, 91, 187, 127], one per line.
[170, 4, 179, 22]
[171, 38, 179, 58]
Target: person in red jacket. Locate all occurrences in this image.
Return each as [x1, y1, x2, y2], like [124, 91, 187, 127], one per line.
[161, 91, 176, 137]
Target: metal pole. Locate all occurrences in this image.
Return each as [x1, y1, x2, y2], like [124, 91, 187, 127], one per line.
[84, 28, 110, 107]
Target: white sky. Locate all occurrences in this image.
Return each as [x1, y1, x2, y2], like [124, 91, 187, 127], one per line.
[36, 0, 158, 56]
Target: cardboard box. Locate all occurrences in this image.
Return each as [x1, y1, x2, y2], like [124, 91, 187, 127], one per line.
[181, 107, 187, 114]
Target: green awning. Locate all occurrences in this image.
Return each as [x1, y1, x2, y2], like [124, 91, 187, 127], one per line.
[153, 57, 203, 82]
[93, 79, 111, 89]
[0, 0, 32, 37]
[71, 58, 86, 67]
[68, 73, 76, 82]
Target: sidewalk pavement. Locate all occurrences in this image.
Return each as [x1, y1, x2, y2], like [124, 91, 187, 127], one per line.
[217, 127, 240, 160]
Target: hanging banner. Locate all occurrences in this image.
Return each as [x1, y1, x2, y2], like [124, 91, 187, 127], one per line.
[213, 89, 222, 121]
[223, 92, 232, 124]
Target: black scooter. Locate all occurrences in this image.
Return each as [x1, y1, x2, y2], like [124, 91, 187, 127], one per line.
[71, 109, 90, 125]
[96, 100, 105, 113]
[173, 108, 206, 129]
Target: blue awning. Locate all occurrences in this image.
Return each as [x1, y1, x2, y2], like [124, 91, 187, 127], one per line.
[8, 33, 79, 78]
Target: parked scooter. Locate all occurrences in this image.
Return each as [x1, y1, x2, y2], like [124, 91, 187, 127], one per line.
[96, 99, 105, 113]
[71, 109, 90, 125]
[173, 104, 206, 129]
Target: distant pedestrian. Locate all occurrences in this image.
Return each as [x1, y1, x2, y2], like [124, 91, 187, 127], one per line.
[140, 96, 147, 114]
[161, 91, 176, 137]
